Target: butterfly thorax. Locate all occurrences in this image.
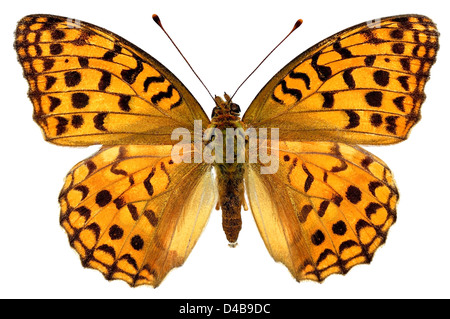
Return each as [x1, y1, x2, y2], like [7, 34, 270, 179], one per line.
[209, 95, 247, 247]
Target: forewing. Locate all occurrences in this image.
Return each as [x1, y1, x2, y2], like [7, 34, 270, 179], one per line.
[15, 14, 209, 146]
[243, 15, 439, 145]
[59, 145, 216, 287]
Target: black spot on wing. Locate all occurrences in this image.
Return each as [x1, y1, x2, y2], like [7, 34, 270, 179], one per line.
[78, 57, 89, 68]
[332, 194, 343, 207]
[333, 40, 353, 59]
[50, 43, 63, 55]
[48, 96, 61, 112]
[346, 186, 362, 204]
[127, 204, 139, 221]
[150, 85, 182, 109]
[392, 43, 405, 54]
[74, 185, 89, 200]
[390, 29, 404, 40]
[311, 230, 325, 246]
[102, 51, 117, 62]
[365, 91, 383, 107]
[131, 235, 144, 251]
[373, 70, 390, 87]
[71, 115, 84, 128]
[289, 70, 311, 90]
[43, 58, 55, 71]
[311, 52, 332, 81]
[71, 93, 89, 109]
[364, 55, 376, 67]
[317, 201, 330, 217]
[302, 164, 314, 193]
[113, 197, 126, 209]
[393, 96, 406, 112]
[385, 116, 398, 134]
[98, 71, 112, 91]
[365, 202, 383, 219]
[298, 205, 313, 223]
[121, 58, 143, 84]
[143, 168, 156, 196]
[344, 110, 360, 129]
[370, 113, 383, 127]
[109, 225, 124, 240]
[321, 92, 335, 109]
[343, 68, 356, 89]
[95, 190, 112, 207]
[271, 92, 283, 104]
[332, 221, 347, 235]
[400, 58, 411, 71]
[397, 76, 410, 91]
[64, 71, 81, 87]
[55, 116, 68, 135]
[144, 210, 159, 227]
[118, 95, 131, 112]
[280, 79, 302, 102]
[143, 76, 165, 92]
[93, 112, 108, 131]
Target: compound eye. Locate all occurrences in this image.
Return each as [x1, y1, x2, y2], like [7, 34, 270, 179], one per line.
[230, 103, 241, 114]
[211, 107, 220, 118]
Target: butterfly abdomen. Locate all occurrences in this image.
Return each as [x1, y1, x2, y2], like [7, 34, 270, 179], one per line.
[215, 162, 245, 246]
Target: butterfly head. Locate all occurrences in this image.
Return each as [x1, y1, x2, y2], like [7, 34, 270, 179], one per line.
[211, 93, 241, 122]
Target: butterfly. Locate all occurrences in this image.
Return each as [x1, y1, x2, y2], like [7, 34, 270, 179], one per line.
[14, 14, 439, 287]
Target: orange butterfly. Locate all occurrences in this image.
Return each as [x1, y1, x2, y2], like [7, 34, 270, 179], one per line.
[15, 14, 439, 287]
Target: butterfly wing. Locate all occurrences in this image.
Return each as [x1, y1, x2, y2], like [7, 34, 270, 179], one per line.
[59, 144, 216, 287]
[246, 141, 398, 281]
[244, 14, 438, 282]
[243, 15, 439, 145]
[15, 14, 209, 146]
[15, 14, 217, 286]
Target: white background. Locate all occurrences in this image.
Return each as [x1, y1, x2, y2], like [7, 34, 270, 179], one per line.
[1, 0, 448, 299]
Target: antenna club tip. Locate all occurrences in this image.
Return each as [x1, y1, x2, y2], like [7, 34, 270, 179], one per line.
[152, 14, 162, 26]
[293, 19, 303, 31]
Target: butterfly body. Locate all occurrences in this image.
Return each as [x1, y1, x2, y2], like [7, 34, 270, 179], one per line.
[209, 95, 247, 245]
[15, 14, 438, 287]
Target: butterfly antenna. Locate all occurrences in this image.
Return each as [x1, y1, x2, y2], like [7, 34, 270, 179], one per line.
[229, 19, 303, 102]
[152, 14, 216, 104]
